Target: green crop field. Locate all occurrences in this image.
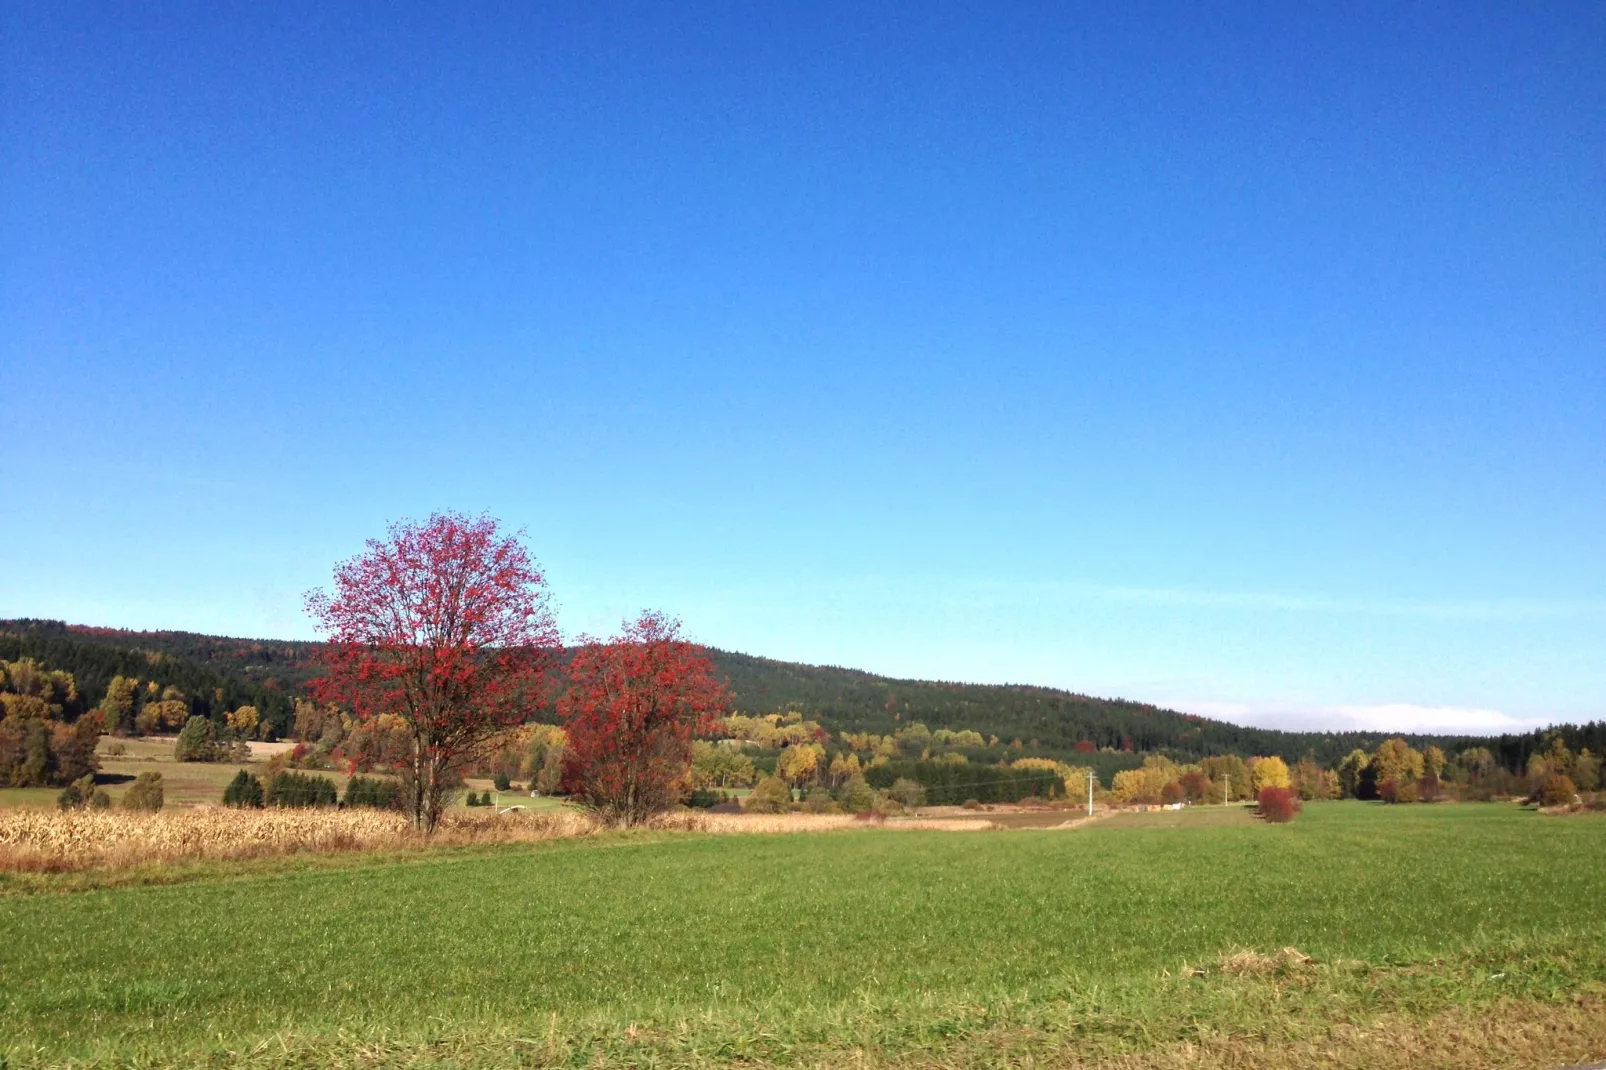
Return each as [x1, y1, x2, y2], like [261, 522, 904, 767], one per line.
[2, 803, 1603, 1068]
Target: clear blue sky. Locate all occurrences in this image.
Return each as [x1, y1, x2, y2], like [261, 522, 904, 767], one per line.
[3, 2, 1602, 734]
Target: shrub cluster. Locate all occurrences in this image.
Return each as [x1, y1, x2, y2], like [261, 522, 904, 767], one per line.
[222, 770, 265, 808]
[687, 786, 733, 809]
[1538, 774, 1577, 808]
[264, 771, 338, 808]
[1257, 786, 1301, 823]
[0, 709, 100, 789]
[173, 716, 252, 764]
[742, 776, 793, 814]
[343, 776, 401, 809]
[56, 773, 110, 811]
[122, 771, 164, 812]
[863, 760, 1059, 805]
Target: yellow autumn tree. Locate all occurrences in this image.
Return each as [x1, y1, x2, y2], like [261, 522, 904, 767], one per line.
[97, 674, 139, 732]
[1110, 757, 1182, 803]
[226, 706, 259, 737]
[1011, 757, 1088, 795]
[776, 743, 824, 787]
[1249, 755, 1292, 794]
[1198, 755, 1252, 801]
[1110, 768, 1153, 803]
[1372, 738, 1424, 785]
[689, 740, 756, 788]
[827, 751, 862, 786]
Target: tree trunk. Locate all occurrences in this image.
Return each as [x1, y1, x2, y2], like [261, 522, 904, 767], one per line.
[409, 735, 431, 832]
[424, 756, 444, 835]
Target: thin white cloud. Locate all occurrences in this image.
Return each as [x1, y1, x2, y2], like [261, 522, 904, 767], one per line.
[1167, 698, 1544, 736]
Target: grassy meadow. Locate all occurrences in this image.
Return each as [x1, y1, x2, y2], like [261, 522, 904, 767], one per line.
[0, 737, 317, 811]
[0, 735, 536, 812]
[2, 802, 1603, 1068]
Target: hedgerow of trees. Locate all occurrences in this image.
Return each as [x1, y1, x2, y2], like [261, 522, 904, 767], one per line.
[0, 658, 100, 788]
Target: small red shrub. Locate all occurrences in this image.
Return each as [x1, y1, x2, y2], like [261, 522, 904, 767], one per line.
[1161, 780, 1184, 805]
[1257, 786, 1301, 823]
[1377, 777, 1399, 804]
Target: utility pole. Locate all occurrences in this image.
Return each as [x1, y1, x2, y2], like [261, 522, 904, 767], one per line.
[1087, 769, 1095, 817]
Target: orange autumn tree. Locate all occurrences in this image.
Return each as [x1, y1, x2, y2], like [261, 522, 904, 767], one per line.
[558, 611, 728, 826]
[306, 512, 560, 833]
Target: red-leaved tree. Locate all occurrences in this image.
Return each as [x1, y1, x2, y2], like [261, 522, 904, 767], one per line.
[1257, 785, 1301, 823]
[558, 611, 728, 826]
[305, 512, 559, 832]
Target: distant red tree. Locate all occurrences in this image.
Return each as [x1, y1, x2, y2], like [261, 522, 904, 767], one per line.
[1257, 786, 1301, 823]
[1074, 740, 1096, 754]
[1161, 779, 1185, 805]
[1177, 769, 1211, 803]
[558, 611, 728, 826]
[305, 512, 559, 832]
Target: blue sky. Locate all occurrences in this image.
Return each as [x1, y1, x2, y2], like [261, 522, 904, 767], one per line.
[3, 2, 1602, 734]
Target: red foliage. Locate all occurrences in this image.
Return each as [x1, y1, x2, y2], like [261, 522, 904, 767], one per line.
[1257, 786, 1301, 823]
[1418, 773, 1442, 803]
[304, 512, 559, 831]
[557, 611, 728, 825]
[1073, 740, 1096, 754]
[1161, 779, 1185, 805]
[1177, 769, 1211, 803]
[1377, 776, 1399, 804]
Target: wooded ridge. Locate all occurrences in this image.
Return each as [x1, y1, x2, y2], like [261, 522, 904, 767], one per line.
[2, 618, 1598, 769]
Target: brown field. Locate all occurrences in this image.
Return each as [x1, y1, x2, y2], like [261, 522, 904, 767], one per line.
[0, 804, 1016, 875]
[0, 807, 597, 872]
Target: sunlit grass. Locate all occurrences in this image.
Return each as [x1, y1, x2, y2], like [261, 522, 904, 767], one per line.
[0, 802, 1601, 1067]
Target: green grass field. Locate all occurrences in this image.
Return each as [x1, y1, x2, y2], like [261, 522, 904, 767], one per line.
[2, 803, 1603, 1068]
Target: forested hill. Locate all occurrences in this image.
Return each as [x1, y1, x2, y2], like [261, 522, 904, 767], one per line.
[712, 651, 1480, 765]
[0, 620, 311, 730]
[3, 619, 1599, 768]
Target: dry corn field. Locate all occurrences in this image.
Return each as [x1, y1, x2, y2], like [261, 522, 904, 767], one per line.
[0, 806, 999, 872]
[0, 807, 598, 872]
